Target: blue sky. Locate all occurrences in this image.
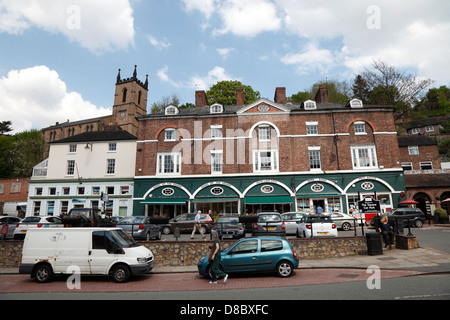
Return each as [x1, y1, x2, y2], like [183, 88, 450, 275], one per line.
[1, 0, 449, 133]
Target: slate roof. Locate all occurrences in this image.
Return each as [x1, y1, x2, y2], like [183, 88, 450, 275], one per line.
[404, 174, 450, 188]
[397, 135, 437, 147]
[137, 100, 393, 120]
[50, 130, 137, 144]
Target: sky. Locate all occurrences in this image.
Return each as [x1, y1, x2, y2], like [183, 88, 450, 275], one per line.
[0, 0, 449, 134]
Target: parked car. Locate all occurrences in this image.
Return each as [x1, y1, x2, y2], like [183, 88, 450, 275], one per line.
[327, 212, 356, 231]
[281, 212, 305, 236]
[161, 213, 213, 235]
[386, 208, 426, 228]
[60, 208, 114, 227]
[198, 237, 299, 278]
[252, 212, 286, 237]
[212, 216, 245, 239]
[0, 216, 22, 239]
[13, 216, 64, 240]
[117, 216, 161, 240]
[298, 214, 337, 238]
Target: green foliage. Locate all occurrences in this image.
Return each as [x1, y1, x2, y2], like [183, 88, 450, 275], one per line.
[434, 207, 448, 218]
[206, 80, 260, 105]
[0, 129, 46, 178]
[289, 80, 351, 104]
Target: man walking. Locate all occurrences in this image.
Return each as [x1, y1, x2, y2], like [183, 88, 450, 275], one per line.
[191, 210, 206, 240]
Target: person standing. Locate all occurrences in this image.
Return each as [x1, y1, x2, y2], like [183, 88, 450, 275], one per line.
[316, 205, 323, 214]
[208, 231, 228, 284]
[191, 210, 206, 240]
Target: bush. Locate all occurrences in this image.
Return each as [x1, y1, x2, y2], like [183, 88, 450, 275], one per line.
[434, 207, 448, 218]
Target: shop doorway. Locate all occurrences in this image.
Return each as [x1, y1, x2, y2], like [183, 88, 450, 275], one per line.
[312, 200, 325, 214]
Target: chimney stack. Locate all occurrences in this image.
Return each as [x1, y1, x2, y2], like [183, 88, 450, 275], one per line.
[274, 87, 287, 104]
[314, 85, 329, 103]
[195, 90, 208, 107]
[236, 89, 245, 105]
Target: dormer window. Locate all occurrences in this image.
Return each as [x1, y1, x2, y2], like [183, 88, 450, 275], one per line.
[210, 103, 223, 114]
[304, 100, 317, 110]
[349, 99, 363, 108]
[165, 105, 179, 115]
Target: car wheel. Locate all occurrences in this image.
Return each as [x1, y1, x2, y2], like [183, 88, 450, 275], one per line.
[155, 230, 162, 240]
[414, 220, 423, 228]
[146, 232, 151, 241]
[342, 222, 351, 231]
[34, 264, 53, 283]
[200, 225, 207, 234]
[206, 264, 224, 279]
[162, 226, 171, 235]
[111, 264, 131, 283]
[276, 261, 293, 277]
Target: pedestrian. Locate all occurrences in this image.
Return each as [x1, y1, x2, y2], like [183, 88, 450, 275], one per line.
[378, 216, 394, 248]
[316, 205, 323, 214]
[208, 231, 228, 284]
[191, 210, 206, 240]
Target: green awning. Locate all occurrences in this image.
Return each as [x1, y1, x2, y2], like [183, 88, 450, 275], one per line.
[245, 196, 292, 204]
[192, 198, 239, 203]
[140, 198, 188, 205]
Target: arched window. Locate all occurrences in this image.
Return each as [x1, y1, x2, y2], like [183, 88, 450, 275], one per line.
[165, 105, 179, 115]
[122, 88, 127, 103]
[210, 103, 223, 114]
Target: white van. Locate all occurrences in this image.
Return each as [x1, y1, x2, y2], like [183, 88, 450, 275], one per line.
[19, 228, 155, 283]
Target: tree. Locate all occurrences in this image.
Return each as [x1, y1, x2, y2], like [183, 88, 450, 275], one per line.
[351, 75, 371, 103]
[0, 121, 13, 135]
[206, 80, 260, 105]
[150, 94, 181, 114]
[289, 79, 351, 104]
[360, 60, 434, 115]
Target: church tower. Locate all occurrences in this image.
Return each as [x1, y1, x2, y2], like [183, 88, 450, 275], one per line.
[112, 65, 148, 137]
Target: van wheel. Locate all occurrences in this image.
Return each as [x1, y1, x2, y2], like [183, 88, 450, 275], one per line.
[34, 264, 53, 283]
[111, 264, 131, 283]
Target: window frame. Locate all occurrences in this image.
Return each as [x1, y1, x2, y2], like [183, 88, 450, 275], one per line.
[350, 145, 378, 169]
[156, 152, 181, 175]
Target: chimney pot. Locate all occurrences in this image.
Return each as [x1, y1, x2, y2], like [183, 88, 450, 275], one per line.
[236, 89, 245, 105]
[315, 85, 329, 103]
[274, 87, 287, 104]
[195, 90, 208, 107]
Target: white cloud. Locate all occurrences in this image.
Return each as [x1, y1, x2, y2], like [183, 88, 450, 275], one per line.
[156, 66, 183, 88]
[0, 66, 110, 134]
[216, 47, 234, 59]
[281, 42, 336, 75]
[148, 34, 172, 50]
[213, 0, 282, 37]
[276, 0, 450, 83]
[191, 66, 238, 90]
[181, 0, 216, 19]
[0, 0, 135, 53]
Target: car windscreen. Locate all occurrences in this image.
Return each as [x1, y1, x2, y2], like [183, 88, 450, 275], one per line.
[306, 216, 333, 223]
[110, 229, 139, 248]
[216, 217, 239, 224]
[258, 214, 282, 222]
[21, 217, 41, 223]
[119, 216, 144, 224]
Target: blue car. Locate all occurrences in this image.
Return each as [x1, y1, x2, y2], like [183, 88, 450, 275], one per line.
[198, 237, 299, 278]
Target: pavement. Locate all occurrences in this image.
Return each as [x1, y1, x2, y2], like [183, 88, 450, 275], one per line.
[3, 240, 450, 275]
[1, 226, 450, 294]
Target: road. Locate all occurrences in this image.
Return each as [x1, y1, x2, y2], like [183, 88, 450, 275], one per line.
[1, 224, 449, 302]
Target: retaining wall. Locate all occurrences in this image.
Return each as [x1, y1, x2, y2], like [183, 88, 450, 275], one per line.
[0, 236, 367, 268]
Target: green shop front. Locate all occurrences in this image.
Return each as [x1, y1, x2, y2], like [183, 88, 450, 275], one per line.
[133, 170, 406, 218]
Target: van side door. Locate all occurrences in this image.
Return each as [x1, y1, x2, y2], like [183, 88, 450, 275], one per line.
[89, 231, 119, 274]
[53, 231, 90, 274]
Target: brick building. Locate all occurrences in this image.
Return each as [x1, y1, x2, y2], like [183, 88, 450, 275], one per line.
[133, 86, 407, 218]
[42, 66, 148, 144]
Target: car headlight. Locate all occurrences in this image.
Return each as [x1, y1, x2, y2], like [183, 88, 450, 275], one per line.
[137, 257, 149, 264]
[198, 256, 206, 264]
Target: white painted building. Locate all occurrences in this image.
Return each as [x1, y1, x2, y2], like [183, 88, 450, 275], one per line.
[27, 130, 137, 217]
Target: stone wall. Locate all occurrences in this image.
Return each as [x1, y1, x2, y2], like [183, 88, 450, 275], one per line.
[0, 236, 367, 268]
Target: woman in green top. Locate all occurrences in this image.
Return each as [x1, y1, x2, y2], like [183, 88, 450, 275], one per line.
[209, 231, 228, 284]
